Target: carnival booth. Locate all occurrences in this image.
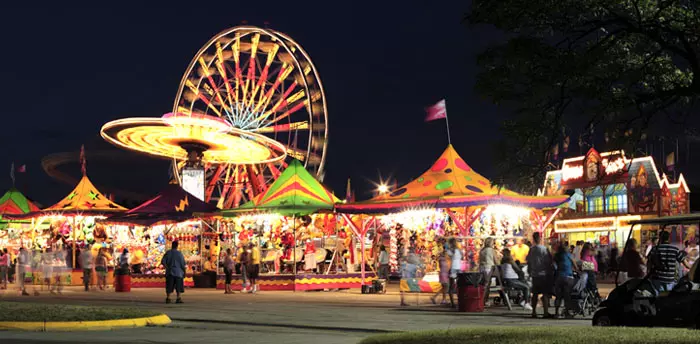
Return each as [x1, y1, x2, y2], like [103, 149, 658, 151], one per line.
[220, 159, 373, 291]
[102, 182, 219, 288]
[336, 145, 568, 292]
[0, 188, 42, 266]
[6, 172, 128, 286]
[539, 148, 692, 249]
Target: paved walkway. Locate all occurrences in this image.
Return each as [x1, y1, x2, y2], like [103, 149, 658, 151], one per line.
[0, 283, 604, 343]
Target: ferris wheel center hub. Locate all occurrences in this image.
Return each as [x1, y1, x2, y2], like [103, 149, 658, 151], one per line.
[100, 112, 287, 165]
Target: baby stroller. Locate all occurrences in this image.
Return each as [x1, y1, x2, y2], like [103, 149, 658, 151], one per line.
[564, 272, 601, 317]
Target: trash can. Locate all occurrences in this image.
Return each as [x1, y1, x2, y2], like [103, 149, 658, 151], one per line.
[114, 271, 131, 292]
[457, 272, 484, 312]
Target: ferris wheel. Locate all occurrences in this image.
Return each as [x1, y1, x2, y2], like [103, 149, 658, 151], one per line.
[172, 26, 329, 209]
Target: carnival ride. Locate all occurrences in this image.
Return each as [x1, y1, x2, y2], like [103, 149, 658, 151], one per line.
[101, 26, 328, 208]
[173, 26, 329, 208]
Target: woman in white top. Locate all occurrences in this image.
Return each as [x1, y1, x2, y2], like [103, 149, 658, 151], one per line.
[501, 248, 532, 310]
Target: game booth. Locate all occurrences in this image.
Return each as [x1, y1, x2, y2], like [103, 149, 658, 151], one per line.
[0, 188, 41, 247]
[5, 172, 128, 287]
[335, 145, 569, 293]
[219, 159, 376, 291]
[101, 182, 219, 289]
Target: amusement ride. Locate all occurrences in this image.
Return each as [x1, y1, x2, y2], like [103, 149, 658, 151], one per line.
[101, 26, 329, 208]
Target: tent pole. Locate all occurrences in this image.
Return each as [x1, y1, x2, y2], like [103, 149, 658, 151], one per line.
[72, 217, 77, 269]
[360, 217, 367, 287]
[292, 214, 296, 292]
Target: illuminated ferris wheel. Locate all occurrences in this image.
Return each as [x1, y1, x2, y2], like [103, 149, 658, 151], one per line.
[172, 26, 329, 208]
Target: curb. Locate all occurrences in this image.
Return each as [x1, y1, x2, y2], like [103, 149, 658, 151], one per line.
[0, 314, 171, 331]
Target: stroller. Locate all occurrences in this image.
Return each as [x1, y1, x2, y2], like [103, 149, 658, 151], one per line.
[564, 271, 601, 317]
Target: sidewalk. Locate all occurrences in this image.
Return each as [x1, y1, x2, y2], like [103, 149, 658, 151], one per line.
[0, 283, 596, 344]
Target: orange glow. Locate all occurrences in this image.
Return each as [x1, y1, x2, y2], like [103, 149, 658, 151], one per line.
[101, 113, 287, 165]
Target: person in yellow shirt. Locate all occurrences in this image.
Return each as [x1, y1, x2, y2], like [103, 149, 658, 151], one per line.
[247, 243, 261, 293]
[511, 238, 530, 266]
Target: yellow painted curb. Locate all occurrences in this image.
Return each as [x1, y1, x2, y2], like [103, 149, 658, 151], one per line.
[0, 314, 171, 331]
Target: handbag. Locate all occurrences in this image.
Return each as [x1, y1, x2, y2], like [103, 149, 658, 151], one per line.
[581, 261, 596, 271]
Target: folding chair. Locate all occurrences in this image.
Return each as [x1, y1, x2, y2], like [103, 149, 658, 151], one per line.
[486, 266, 512, 310]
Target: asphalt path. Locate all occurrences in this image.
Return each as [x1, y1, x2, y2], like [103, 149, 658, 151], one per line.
[0, 283, 601, 343]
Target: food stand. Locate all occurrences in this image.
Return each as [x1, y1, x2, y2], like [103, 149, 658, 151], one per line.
[102, 182, 219, 288]
[220, 159, 375, 291]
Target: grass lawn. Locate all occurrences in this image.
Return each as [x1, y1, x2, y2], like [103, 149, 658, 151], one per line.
[360, 326, 699, 344]
[0, 302, 160, 322]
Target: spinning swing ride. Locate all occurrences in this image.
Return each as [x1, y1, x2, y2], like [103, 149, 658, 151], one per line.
[101, 26, 329, 208]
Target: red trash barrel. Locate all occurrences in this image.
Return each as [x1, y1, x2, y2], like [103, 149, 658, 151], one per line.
[457, 272, 485, 312]
[464, 286, 485, 312]
[115, 274, 131, 292]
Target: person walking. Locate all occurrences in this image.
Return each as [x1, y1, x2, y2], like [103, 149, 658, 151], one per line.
[446, 238, 463, 308]
[223, 248, 235, 294]
[377, 245, 390, 280]
[621, 239, 645, 282]
[553, 243, 579, 318]
[238, 245, 250, 292]
[478, 238, 498, 306]
[0, 248, 8, 289]
[399, 249, 421, 307]
[95, 248, 108, 290]
[430, 250, 450, 305]
[247, 243, 261, 293]
[80, 248, 94, 291]
[526, 232, 553, 318]
[161, 241, 186, 304]
[16, 247, 29, 296]
[40, 249, 54, 294]
[580, 243, 599, 296]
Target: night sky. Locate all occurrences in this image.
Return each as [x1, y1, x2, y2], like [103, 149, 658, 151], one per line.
[0, 3, 517, 206]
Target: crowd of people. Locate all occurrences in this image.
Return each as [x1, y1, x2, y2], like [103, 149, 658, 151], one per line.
[391, 230, 699, 317]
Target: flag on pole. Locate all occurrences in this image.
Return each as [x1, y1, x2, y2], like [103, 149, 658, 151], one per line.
[666, 152, 675, 171]
[16, 164, 26, 173]
[424, 99, 447, 122]
[345, 178, 355, 203]
[80, 145, 87, 176]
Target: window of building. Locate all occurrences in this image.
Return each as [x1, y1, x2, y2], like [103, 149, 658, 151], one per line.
[587, 196, 603, 215]
[605, 194, 628, 214]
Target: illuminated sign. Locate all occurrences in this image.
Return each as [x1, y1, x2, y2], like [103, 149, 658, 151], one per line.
[561, 149, 630, 184]
[554, 215, 641, 233]
[182, 168, 205, 201]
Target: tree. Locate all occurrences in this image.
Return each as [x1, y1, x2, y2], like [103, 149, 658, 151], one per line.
[466, 0, 700, 191]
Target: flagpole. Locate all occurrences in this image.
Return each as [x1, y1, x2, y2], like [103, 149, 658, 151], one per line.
[444, 101, 452, 145]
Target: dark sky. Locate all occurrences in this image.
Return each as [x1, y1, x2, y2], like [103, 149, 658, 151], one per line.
[2, 3, 507, 206]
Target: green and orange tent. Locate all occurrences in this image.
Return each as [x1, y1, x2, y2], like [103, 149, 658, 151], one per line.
[223, 159, 340, 217]
[6, 175, 127, 219]
[0, 188, 40, 216]
[336, 145, 569, 214]
[0, 188, 41, 229]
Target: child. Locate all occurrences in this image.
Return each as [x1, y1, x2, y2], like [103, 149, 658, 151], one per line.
[430, 251, 449, 305]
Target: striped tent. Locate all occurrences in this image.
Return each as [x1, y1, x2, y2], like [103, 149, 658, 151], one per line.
[337, 145, 569, 214]
[224, 159, 339, 217]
